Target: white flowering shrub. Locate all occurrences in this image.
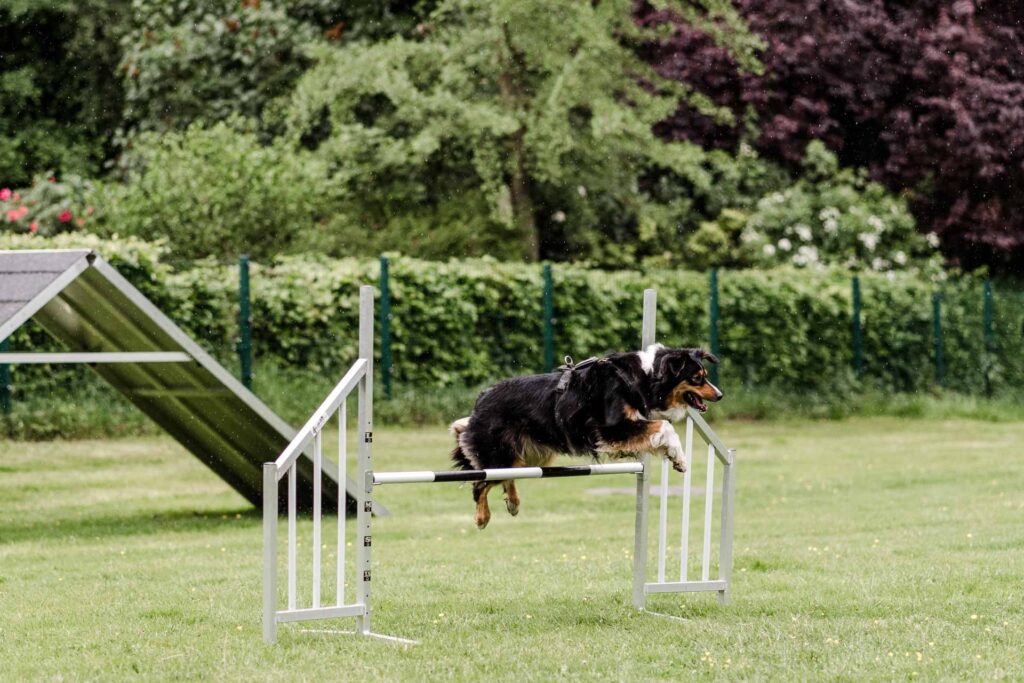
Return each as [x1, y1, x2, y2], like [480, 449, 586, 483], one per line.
[693, 141, 941, 273]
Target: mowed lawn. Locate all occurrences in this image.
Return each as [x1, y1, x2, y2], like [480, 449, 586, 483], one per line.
[1, 418, 1022, 681]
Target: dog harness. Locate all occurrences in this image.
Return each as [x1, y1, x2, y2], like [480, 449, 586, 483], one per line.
[555, 355, 599, 393]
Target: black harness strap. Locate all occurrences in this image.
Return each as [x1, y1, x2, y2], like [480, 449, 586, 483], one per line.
[555, 355, 598, 393]
[554, 354, 651, 420]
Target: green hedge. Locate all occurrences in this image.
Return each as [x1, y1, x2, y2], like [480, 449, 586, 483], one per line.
[2, 235, 1022, 397]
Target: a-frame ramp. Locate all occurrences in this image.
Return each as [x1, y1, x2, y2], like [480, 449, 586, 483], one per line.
[0, 249, 373, 514]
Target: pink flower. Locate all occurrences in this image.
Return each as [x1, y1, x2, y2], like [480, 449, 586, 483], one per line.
[58, 210, 72, 222]
[75, 217, 85, 227]
[0, 188, 10, 201]
[29, 222, 39, 233]
[15, 205, 28, 219]
[6, 210, 17, 222]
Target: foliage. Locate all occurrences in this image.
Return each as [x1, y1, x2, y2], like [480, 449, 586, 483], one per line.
[87, 120, 336, 259]
[118, 0, 317, 137]
[278, 0, 763, 264]
[3, 237, 1021, 397]
[118, 1, 441, 138]
[0, 173, 96, 236]
[688, 142, 938, 273]
[638, 0, 1024, 271]
[0, 0, 129, 186]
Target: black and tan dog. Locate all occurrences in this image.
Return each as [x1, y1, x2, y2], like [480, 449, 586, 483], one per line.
[450, 344, 722, 529]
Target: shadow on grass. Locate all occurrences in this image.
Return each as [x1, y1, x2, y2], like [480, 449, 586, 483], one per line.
[0, 506, 262, 545]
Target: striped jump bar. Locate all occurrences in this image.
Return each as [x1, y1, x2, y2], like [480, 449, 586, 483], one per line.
[372, 462, 644, 485]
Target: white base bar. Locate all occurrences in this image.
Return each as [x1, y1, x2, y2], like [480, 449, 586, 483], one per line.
[644, 580, 727, 594]
[276, 604, 365, 623]
[298, 628, 419, 645]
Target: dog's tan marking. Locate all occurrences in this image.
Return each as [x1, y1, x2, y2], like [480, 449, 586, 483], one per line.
[623, 404, 642, 421]
[517, 436, 559, 468]
[502, 480, 520, 516]
[475, 483, 496, 529]
[597, 420, 687, 472]
[597, 420, 666, 453]
[667, 377, 721, 410]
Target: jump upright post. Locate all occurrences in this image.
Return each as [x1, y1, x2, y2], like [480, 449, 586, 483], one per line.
[262, 286, 736, 644]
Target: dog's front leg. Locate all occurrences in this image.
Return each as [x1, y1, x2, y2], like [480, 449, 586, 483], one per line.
[649, 420, 687, 473]
[598, 420, 687, 473]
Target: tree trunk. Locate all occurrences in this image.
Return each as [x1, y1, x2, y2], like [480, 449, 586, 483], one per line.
[498, 28, 539, 261]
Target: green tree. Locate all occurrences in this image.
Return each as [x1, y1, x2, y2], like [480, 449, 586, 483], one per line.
[0, 0, 129, 186]
[280, 0, 762, 262]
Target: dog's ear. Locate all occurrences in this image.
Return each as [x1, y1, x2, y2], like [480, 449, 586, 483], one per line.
[689, 349, 719, 365]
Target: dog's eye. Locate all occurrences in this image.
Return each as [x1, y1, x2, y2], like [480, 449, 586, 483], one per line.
[690, 374, 704, 385]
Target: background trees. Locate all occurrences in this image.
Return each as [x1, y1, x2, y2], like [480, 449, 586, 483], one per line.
[2, 0, 1022, 271]
[640, 0, 1024, 270]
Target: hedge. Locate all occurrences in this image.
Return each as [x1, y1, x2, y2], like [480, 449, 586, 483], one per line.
[2, 234, 1022, 397]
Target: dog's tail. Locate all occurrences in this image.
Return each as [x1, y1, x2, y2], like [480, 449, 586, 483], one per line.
[449, 417, 474, 471]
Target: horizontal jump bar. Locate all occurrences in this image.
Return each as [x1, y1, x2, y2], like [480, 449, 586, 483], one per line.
[0, 352, 192, 364]
[372, 462, 644, 485]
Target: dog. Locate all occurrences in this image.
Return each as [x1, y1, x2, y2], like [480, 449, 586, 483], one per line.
[450, 344, 722, 529]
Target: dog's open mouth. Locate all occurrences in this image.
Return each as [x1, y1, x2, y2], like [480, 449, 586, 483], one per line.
[683, 392, 708, 413]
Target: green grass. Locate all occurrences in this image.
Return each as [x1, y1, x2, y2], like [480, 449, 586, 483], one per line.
[1, 418, 1022, 680]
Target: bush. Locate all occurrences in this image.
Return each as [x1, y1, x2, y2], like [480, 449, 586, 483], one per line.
[88, 121, 336, 259]
[3, 236, 1021, 400]
[687, 142, 938, 273]
[0, 173, 96, 236]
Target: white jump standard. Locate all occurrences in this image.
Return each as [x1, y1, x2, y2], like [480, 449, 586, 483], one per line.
[261, 286, 736, 644]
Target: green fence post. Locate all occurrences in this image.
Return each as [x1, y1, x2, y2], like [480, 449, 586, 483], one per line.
[238, 255, 253, 390]
[983, 277, 994, 352]
[0, 337, 10, 417]
[851, 275, 863, 375]
[709, 268, 720, 386]
[542, 263, 555, 372]
[932, 292, 944, 387]
[379, 255, 393, 399]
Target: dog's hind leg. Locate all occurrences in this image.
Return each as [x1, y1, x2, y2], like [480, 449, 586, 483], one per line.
[502, 480, 520, 517]
[473, 482, 496, 529]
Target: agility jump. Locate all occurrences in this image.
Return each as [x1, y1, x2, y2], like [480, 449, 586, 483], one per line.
[262, 286, 735, 644]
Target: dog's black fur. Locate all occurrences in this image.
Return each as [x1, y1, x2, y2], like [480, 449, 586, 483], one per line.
[450, 345, 722, 528]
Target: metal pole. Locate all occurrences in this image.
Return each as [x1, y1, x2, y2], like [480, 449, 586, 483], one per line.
[708, 269, 720, 386]
[717, 449, 736, 605]
[355, 285, 374, 635]
[851, 275, 863, 375]
[542, 263, 555, 372]
[262, 463, 278, 644]
[932, 292, 944, 387]
[0, 337, 11, 417]
[379, 256, 392, 399]
[238, 256, 253, 390]
[632, 288, 656, 610]
[983, 278, 994, 352]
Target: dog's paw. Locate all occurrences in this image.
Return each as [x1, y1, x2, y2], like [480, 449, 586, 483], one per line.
[475, 511, 490, 530]
[505, 497, 519, 517]
[666, 435, 687, 473]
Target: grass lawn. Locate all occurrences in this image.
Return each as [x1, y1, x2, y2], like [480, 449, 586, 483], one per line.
[1, 417, 1022, 680]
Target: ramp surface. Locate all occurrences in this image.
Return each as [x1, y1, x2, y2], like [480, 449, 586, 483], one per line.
[0, 250, 364, 513]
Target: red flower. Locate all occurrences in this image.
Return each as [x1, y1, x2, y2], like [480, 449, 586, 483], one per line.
[0, 188, 10, 201]
[15, 205, 28, 219]
[5, 210, 18, 222]
[58, 210, 72, 222]
[29, 222, 39, 233]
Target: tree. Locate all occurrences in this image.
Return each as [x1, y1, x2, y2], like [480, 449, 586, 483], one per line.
[0, 0, 129, 186]
[638, 0, 1024, 271]
[279, 0, 762, 262]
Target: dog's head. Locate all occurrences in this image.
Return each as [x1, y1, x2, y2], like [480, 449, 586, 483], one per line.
[648, 346, 723, 418]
